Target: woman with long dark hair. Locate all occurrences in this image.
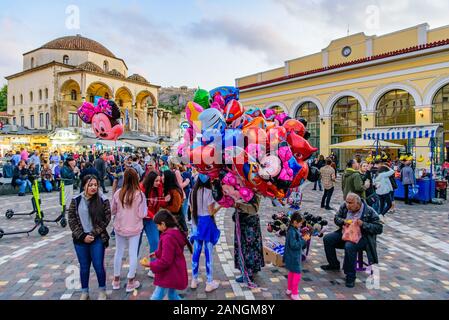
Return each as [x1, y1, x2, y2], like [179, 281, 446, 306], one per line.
[68, 175, 111, 300]
[138, 171, 170, 277]
[111, 169, 148, 293]
[161, 170, 187, 233]
[189, 175, 221, 292]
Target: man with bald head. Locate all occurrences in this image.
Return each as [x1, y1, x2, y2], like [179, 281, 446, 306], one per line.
[321, 193, 383, 288]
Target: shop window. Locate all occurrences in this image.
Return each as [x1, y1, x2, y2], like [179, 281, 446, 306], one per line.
[376, 90, 416, 127]
[295, 102, 320, 153]
[432, 83, 449, 161]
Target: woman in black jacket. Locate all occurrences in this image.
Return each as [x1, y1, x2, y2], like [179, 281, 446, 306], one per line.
[68, 175, 111, 300]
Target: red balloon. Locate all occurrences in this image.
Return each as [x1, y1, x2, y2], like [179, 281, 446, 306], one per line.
[291, 159, 309, 188]
[223, 100, 244, 124]
[190, 145, 222, 179]
[287, 134, 319, 161]
[284, 119, 306, 137]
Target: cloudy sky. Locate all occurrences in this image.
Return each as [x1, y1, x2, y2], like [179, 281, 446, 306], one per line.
[1, 0, 449, 89]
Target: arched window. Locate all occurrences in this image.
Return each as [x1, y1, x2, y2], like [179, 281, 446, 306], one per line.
[20, 95, 23, 104]
[31, 57, 35, 68]
[331, 96, 362, 168]
[39, 90, 42, 100]
[295, 102, 320, 152]
[376, 89, 416, 127]
[45, 113, 50, 129]
[71, 90, 77, 101]
[432, 83, 449, 161]
[45, 88, 49, 99]
[103, 60, 109, 72]
[30, 115, 35, 128]
[13, 117, 16, 125]
[30, 91, 33, 103]
[267, 105, 285, 115]
[63, 55, 69, 64]
[133, 115, 138, 131]
[12, 96, 15, 106]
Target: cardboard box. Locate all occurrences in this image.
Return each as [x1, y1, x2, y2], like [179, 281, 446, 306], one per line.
[263, 245, 284, 267]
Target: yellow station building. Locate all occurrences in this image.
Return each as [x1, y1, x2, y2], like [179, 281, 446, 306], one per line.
[236, 23, 449, 168]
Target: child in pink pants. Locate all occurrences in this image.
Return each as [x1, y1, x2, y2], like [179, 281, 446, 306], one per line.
[283, 212, 308, 300]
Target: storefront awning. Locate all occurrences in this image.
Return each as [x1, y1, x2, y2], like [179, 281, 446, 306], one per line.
[330, 138, 404, 150]
[363, 124, 443, 141]
[121, 139, 161, 148]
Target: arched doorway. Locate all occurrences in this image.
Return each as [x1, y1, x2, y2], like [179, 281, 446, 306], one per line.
[60, 80, 81, 102]
[295, 102, 320, 152]
[86, 82, 112, 103]
[376, 89, 416, 127]
[432, 83, 449, 161]
[331, 96, 362, 168]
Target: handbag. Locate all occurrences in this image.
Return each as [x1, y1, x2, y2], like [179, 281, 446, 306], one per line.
[408, 185, 419, 199]
[366, 193, 379, 206]
[342, 222, 362, 244]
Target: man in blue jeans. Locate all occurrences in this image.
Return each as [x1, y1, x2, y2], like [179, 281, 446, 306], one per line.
[320, 193, 383, 288]
[12, 160, 32, 196]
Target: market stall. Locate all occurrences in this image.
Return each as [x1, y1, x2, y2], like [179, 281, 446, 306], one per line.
[363, 124, 444, 203]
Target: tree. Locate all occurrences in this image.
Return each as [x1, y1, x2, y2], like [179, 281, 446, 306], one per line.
[0, 85, 7, 112]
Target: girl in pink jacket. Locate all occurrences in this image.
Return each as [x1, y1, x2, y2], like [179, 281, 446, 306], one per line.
[150, 210, 192, 300]
[111, 169, 148, 293]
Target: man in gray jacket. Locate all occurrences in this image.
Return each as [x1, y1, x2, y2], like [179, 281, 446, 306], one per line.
[400, 161, 415, 205]
[94, 153, 108, 194]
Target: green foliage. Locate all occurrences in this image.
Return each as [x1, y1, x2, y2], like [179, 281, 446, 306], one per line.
[0, 85, 7, 112]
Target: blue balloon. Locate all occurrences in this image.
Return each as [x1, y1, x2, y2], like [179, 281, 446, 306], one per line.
[224, 129, 244, 149]
[209, 86, 240, 105]
[288, 157, 302, 177]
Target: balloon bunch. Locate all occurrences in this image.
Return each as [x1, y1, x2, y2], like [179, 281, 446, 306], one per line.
[178, 85, 318, 207]
[267, 212, 290, 237]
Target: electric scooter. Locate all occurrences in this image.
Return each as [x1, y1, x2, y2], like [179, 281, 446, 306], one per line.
[4, 179, 42, 220]
[0, 180, 49, 239]
[41, 180, 67, 228]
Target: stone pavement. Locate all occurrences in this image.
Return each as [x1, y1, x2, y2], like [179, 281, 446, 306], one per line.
[0, 180, 448, 300]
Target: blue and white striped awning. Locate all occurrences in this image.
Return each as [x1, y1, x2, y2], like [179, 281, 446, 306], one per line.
[363, 125, 442, 141]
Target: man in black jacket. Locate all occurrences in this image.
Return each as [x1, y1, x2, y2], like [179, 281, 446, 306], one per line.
[320, 193, 383, 288]
[94, 153, 108, 193]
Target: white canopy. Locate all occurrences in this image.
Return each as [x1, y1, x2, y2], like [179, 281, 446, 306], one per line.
[329, 138, 404, 150]
[363, 124, 443, 140]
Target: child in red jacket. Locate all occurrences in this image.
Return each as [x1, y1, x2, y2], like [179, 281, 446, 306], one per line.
[149, 210, 193, 300]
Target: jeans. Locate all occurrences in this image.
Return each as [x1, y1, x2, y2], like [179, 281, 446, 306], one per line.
[323, 230, 368, 280]
[151, 286, 181, 300]
[138, 219, 160, 258]
[74, 237, 106, 292]
[321, 187, 334, 208]
[16, 179, 32, 194]
[99, 178, 106, 192]
[287, 272, 302, 295]
[192, 238, 215, 284]
[114, 234, 140, 279]
[313, 179, 322, 191]
[181, 198, 189, 221]
[378, 193, 392, 216]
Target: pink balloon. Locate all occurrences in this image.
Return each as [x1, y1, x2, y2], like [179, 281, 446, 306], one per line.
[239, 187, 254, 202]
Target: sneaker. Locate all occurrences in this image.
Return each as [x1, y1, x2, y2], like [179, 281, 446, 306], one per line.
[205, 280, 220, 293]
[18, 193, 25, 197]
[285, 289, 292, 295]
[325, 207, 335, 211]
[98, 291, 108, 300]
[80, 292, 89, 300]
[112, 279, 121, 290]
[103, 190, 109, 194]
[126, 280, 141, 293]
[320, 264, 340, 271]
[291, 294, 300, 300]
[191, 278, 198, 289]
[147, 269, 155, 278]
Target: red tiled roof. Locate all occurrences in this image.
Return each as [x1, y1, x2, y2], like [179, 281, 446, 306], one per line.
[239, 39, 449, 90]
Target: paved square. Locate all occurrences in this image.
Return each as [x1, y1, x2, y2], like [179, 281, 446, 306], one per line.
[0, 179, 448, 300]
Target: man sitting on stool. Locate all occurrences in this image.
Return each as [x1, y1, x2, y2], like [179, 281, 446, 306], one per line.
[320, 193, 383, 288]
